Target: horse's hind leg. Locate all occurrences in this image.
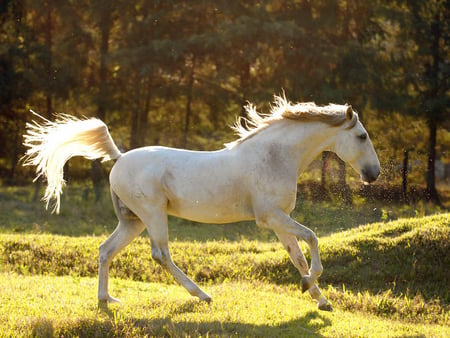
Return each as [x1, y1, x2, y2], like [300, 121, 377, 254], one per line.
[135, 203, 211, 302]
[275, 231, 333, 311]
[98, 193, 145, 304]
[98, 219, 144, 303]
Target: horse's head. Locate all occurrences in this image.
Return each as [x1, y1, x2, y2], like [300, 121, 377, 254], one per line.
[332, 106, 380, 184]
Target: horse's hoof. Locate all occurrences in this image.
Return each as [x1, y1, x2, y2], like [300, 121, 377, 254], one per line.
[98, 295, 120, 307]
[199, 293, 212, 304]
[301, 276, 313, 293]
[318, 302, 333, 312]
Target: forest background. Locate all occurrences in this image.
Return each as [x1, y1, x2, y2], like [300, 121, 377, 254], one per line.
[0, 0, 449, 206]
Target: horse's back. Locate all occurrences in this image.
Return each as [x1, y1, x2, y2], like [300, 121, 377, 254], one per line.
[111, 146, 229, 181]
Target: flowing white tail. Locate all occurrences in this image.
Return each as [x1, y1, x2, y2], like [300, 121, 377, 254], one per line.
[22, 112, 121, 213]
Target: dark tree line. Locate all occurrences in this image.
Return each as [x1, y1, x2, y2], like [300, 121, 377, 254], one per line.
[0, 0, 448, 203]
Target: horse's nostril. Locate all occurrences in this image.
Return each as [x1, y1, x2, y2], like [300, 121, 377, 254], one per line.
[362, 166, 380, 183]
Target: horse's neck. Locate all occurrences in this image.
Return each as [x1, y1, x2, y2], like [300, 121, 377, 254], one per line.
[239, 120, 337, 173]
[292, 122, 338, 172]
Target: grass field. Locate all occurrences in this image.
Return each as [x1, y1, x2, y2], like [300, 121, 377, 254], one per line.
[0, 186, 449, 337]
[1, 274, 448, 337]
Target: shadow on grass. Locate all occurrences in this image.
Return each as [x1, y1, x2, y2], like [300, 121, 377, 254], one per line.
[30, 310, 330, 337]
[32, 299, 328, 337]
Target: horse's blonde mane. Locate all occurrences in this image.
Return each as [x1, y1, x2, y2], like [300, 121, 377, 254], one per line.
[226, 96, 358, 149]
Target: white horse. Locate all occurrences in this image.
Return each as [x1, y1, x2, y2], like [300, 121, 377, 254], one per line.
[22, 96, 380, 311]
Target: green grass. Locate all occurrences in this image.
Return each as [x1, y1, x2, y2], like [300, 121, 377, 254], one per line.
[1, 274, 448, 337]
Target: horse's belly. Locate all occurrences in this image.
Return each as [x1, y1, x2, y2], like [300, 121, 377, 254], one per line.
[167, 197, 254, 224]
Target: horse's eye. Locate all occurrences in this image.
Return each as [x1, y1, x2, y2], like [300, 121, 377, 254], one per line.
[358, 133, 367, 141]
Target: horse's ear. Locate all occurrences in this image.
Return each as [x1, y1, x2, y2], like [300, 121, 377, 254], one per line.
[346, 105, 353, 120]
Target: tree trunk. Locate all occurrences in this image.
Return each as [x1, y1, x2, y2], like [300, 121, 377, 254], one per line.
[8, 125, 20, 184]
[425, 13, 442, 205]
[321, 151, 329, 186]
[91, 160, 105, 202]
[91, 9, 111, 201]
[96, 13, 110, 121]
[130, 79, 142, 149]
[425, 116, 440, 204]
[424, 12, 442, 205]
[183, 55, 196, 148]
[130, 77, 152, 149]
[45, 4, 52, 118]
[139, 77, 151, 146]
[34, 4, 53, 196]
[337, 156, 352, 205]
[130, 108, 139, 149]
[401, 149, 410, 204]
[239, 61, 250, 126]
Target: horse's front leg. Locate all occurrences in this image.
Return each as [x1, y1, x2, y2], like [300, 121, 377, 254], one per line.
[256, 210, 323, 292]
[275, 231, 333, 311]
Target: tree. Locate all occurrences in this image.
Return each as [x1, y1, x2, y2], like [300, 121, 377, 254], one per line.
[0, 0, 29, 182]
[89, 0, 117, 200]
[408, 0, 449, 203]
[0, 0, 447, 204]
[373, 0, 449, 203]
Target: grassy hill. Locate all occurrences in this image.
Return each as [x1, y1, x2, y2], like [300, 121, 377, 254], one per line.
[0, 213, 448, 336]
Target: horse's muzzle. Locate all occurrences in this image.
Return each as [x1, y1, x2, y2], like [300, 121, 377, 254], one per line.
[361, 165, 380, 184]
